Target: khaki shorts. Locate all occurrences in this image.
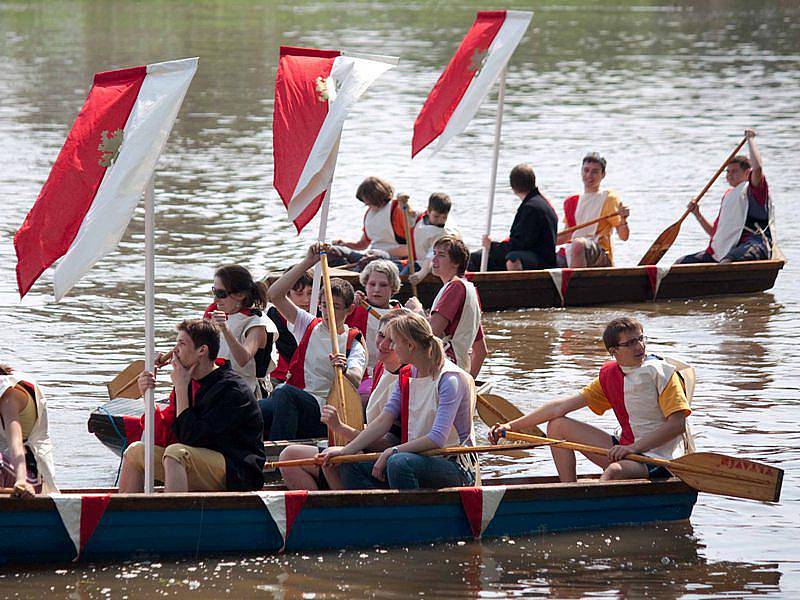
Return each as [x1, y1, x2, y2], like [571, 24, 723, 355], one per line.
[558, 238, 611, 268]
[124, 441, 227, 491]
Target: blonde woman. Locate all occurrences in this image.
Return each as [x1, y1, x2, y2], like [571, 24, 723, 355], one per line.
[324, 312, 477, 490]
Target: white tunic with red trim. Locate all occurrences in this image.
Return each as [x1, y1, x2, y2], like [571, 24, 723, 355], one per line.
[597, 356, 684, 460]
[286, 316, 364, 408]
[398, 360, 477, 476]
[431, 278, 481, 371]
[345, 304, 390, 376]
[218, 309, 279, 398]
[365, 363, 410, 424]
[570, 191, 609, 239]
[412, 213, 459, 261]
[0, 372, 57, 493]
[708, 180, 750, 260]
[363, 200, 402, 252]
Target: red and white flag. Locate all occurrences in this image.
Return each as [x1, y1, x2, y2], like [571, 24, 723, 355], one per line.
[412, 10, 532, 157]
[51, 493, 112, 559]
[273, 46, 396, 233]
[459, 486, 507, 538]
[256, 490, 309, 550]
[14, 58, 198, 300]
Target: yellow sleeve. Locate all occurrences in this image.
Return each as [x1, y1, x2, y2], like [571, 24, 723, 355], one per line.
[658, 373, 692, 418]
[580, 377, 612, 415]
[603, 191, 623, 228]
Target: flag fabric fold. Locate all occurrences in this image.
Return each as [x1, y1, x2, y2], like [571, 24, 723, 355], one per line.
[272, 46, 397, 233]
[14, 57, 198, 300]
[458, 486, 506, 538]
[412, 10, 532, 157]
[51, 493, 112, 560]
[256, 490, 309, 550]
[547, 268, 574, 307]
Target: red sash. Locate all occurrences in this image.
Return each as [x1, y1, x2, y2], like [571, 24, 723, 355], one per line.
[597, 361, 634, 445]
[286, 318, 361, 389]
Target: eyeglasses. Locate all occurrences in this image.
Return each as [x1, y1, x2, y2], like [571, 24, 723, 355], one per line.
[212, 287, 229, 299]
[616, 335, 646, 348]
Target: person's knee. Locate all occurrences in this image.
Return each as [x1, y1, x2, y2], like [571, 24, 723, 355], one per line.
[385, 452, 415, 479]
[547, 417, 570, 438]
[602, 462, 626, 480]
[122, 441, 145, 469]
[506, 259, 522, 271]
[279, 445, 316, 461]
[163, 444, 189, 469]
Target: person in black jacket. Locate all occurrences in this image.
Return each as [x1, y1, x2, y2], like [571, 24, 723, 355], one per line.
[468, 164, 558, 272]
[119, 319, 266, 493]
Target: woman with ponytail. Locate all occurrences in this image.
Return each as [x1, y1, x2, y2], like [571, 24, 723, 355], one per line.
[208, 265, 279, 398]
[324, 312, 478, 490]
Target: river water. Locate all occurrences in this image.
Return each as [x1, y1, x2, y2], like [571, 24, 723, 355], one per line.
[1, 0, 799, 597]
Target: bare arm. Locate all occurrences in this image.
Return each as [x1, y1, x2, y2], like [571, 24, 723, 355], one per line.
[0, 388, 31, 493]
[429, 312, 449, 338]
[489, 394, 589, 443]
[267, 246, 320, 325]
[335, 232, 370, 251]
[469, 336, 487, 379]
[221, 326, 267, 368]
[746, 129, 763, 186]
[608, 412, 686, 461]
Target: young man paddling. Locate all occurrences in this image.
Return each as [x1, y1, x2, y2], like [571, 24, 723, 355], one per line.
[261, 244, 366, 441]
[676, 129, 772, 264]
[119, 319, 266, 492]
[489, 317, 691, 482]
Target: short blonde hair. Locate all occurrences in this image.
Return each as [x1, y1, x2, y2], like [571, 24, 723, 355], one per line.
[359, 259, 401, 294]
[386, 312, 445, 377]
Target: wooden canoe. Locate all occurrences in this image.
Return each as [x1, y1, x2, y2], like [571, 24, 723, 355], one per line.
[0, 475, 697, 564]
[313, 259, 784, 311]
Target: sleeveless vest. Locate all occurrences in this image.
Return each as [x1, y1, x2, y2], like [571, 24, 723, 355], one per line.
[431, 277, 481, 371]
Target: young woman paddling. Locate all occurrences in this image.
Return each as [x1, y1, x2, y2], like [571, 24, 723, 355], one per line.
[0, 364, 57, 497]
[345, 259, 402, 404]
[324, 312, 477, 490]
[279, 309, 411, 490]
[406, 235, 487, 378]
[206, 265, 278, 398]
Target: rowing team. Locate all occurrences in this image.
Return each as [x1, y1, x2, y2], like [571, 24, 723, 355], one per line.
[330, 129, 772, 274]
[1, 241, 692, 497]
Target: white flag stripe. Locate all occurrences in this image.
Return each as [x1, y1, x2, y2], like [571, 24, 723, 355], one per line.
[51, 494, 82, 557]
[480, 485, 506, 536]
[288, 55, 395, 218]
[53, 57, 198, 300]
[432, 11, 532, 155]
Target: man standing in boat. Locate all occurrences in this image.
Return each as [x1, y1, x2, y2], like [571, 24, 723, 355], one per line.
[557, 153, 630, 268]
[467, 164, 558, 272]
[676, 129, 771, 264]
[489, 317, 691, 482]
[119, 319, 266, 493]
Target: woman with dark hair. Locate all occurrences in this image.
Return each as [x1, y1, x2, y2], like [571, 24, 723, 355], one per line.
[0, 364, 58, 497]
[208, 265, 279, 398]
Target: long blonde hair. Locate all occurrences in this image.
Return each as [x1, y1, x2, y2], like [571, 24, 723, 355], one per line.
[386, 312, 445, 377]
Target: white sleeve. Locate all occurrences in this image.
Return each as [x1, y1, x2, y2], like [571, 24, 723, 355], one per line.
[346, 339, 367, 380]
[289, 309, 314, 343]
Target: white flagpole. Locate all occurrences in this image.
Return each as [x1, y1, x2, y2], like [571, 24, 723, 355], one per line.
[143, 176, 156, 494]
[309, 191, 331, 316]
[480, 67, 507, 273]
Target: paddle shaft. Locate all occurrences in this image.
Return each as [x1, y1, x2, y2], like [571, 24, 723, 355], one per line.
[320, 250, 349, 447]
[558, 210, 624, 238]
[267, 442, 550, 470]
[399, 198, 418, 297]
[358, 297, 383, 320]
[112, 350, 174, 398]
[503, 430, 770, 486]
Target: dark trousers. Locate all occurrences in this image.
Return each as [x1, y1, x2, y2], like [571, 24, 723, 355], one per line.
[468, 242, 509, 272]
[259, 385, 327, 441]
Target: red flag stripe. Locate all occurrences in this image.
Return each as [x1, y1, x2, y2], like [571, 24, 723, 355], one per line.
[14, 67, 146, 298]
[79, 495, 112, 553]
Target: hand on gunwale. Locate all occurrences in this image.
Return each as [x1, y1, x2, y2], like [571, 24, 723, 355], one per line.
[11, 480, 35, 499]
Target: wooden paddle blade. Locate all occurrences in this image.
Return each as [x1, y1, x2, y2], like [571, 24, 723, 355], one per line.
[327, 376, 364, 447]
[476, 394, 546, 437]
[107, 360, 145, 400]
[671, 452, 783, 503]
[638, 220, 682, 266]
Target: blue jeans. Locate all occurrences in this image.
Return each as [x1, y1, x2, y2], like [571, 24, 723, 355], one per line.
[340, 452, 474, 490]
[260, 385, 327, 441]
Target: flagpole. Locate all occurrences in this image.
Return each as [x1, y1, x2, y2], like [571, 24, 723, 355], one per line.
[143, 176, 156, 495]
[309, 191, 331, 316]
[479, 67, 507, 273]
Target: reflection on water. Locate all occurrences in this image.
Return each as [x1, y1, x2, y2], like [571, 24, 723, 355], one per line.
[2, 0, 800, 596]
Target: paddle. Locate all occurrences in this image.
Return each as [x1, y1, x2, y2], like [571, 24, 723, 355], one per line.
[502, 430, 783, 503]
[638, 136, 748, 266]
[558, 210, 624, 238]
[356, 296, 384, 320]
[475, 393, 545, 437]
[397, 195, 419, 297]
[320, 247, 365, 447]
[266, 441, 553, 470]
[107, 351, 173, 400]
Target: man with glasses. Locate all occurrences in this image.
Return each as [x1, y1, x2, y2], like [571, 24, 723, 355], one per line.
[676, 129, 771, 264]
[556, 153, 630, 268]
[489, 317, 691, 482]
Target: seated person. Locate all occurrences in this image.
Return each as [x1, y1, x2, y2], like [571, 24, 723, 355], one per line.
[404, 192, 459, 282]
[408, 236, 487, 378]
[325, 312, 477, 490]
[556, 152, 629, 268]
[268, 268, 313, 387]
[0, 365, 58, 497]
[468, 164, 558, 271]
[279, 309, 412, 490]
[489, 317, 691, 482]
[331, 177, 410, 268]
[206, 264, 278, 398]
[119, 319, 266, 492]
[345, 259, 401, 404]
[676, 129, 771, 264]
[261, 244, 366, 441]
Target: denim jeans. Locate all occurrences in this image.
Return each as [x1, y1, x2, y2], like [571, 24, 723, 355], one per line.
[340, 452, 474, 490]
[261, 384, 327, 441]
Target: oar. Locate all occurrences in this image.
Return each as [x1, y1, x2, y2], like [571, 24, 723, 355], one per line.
[558, 210, 624, 238]
[475, 393, 545, 437]
[320, 247, 365, 447]
[266, 441, 553, 470]
[397, 194, 418, 298]
[638, 136, 747, 266]
[357, 296, 384, 320]
[503, 430, 783, 503]
[107, 351, 173, 400]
